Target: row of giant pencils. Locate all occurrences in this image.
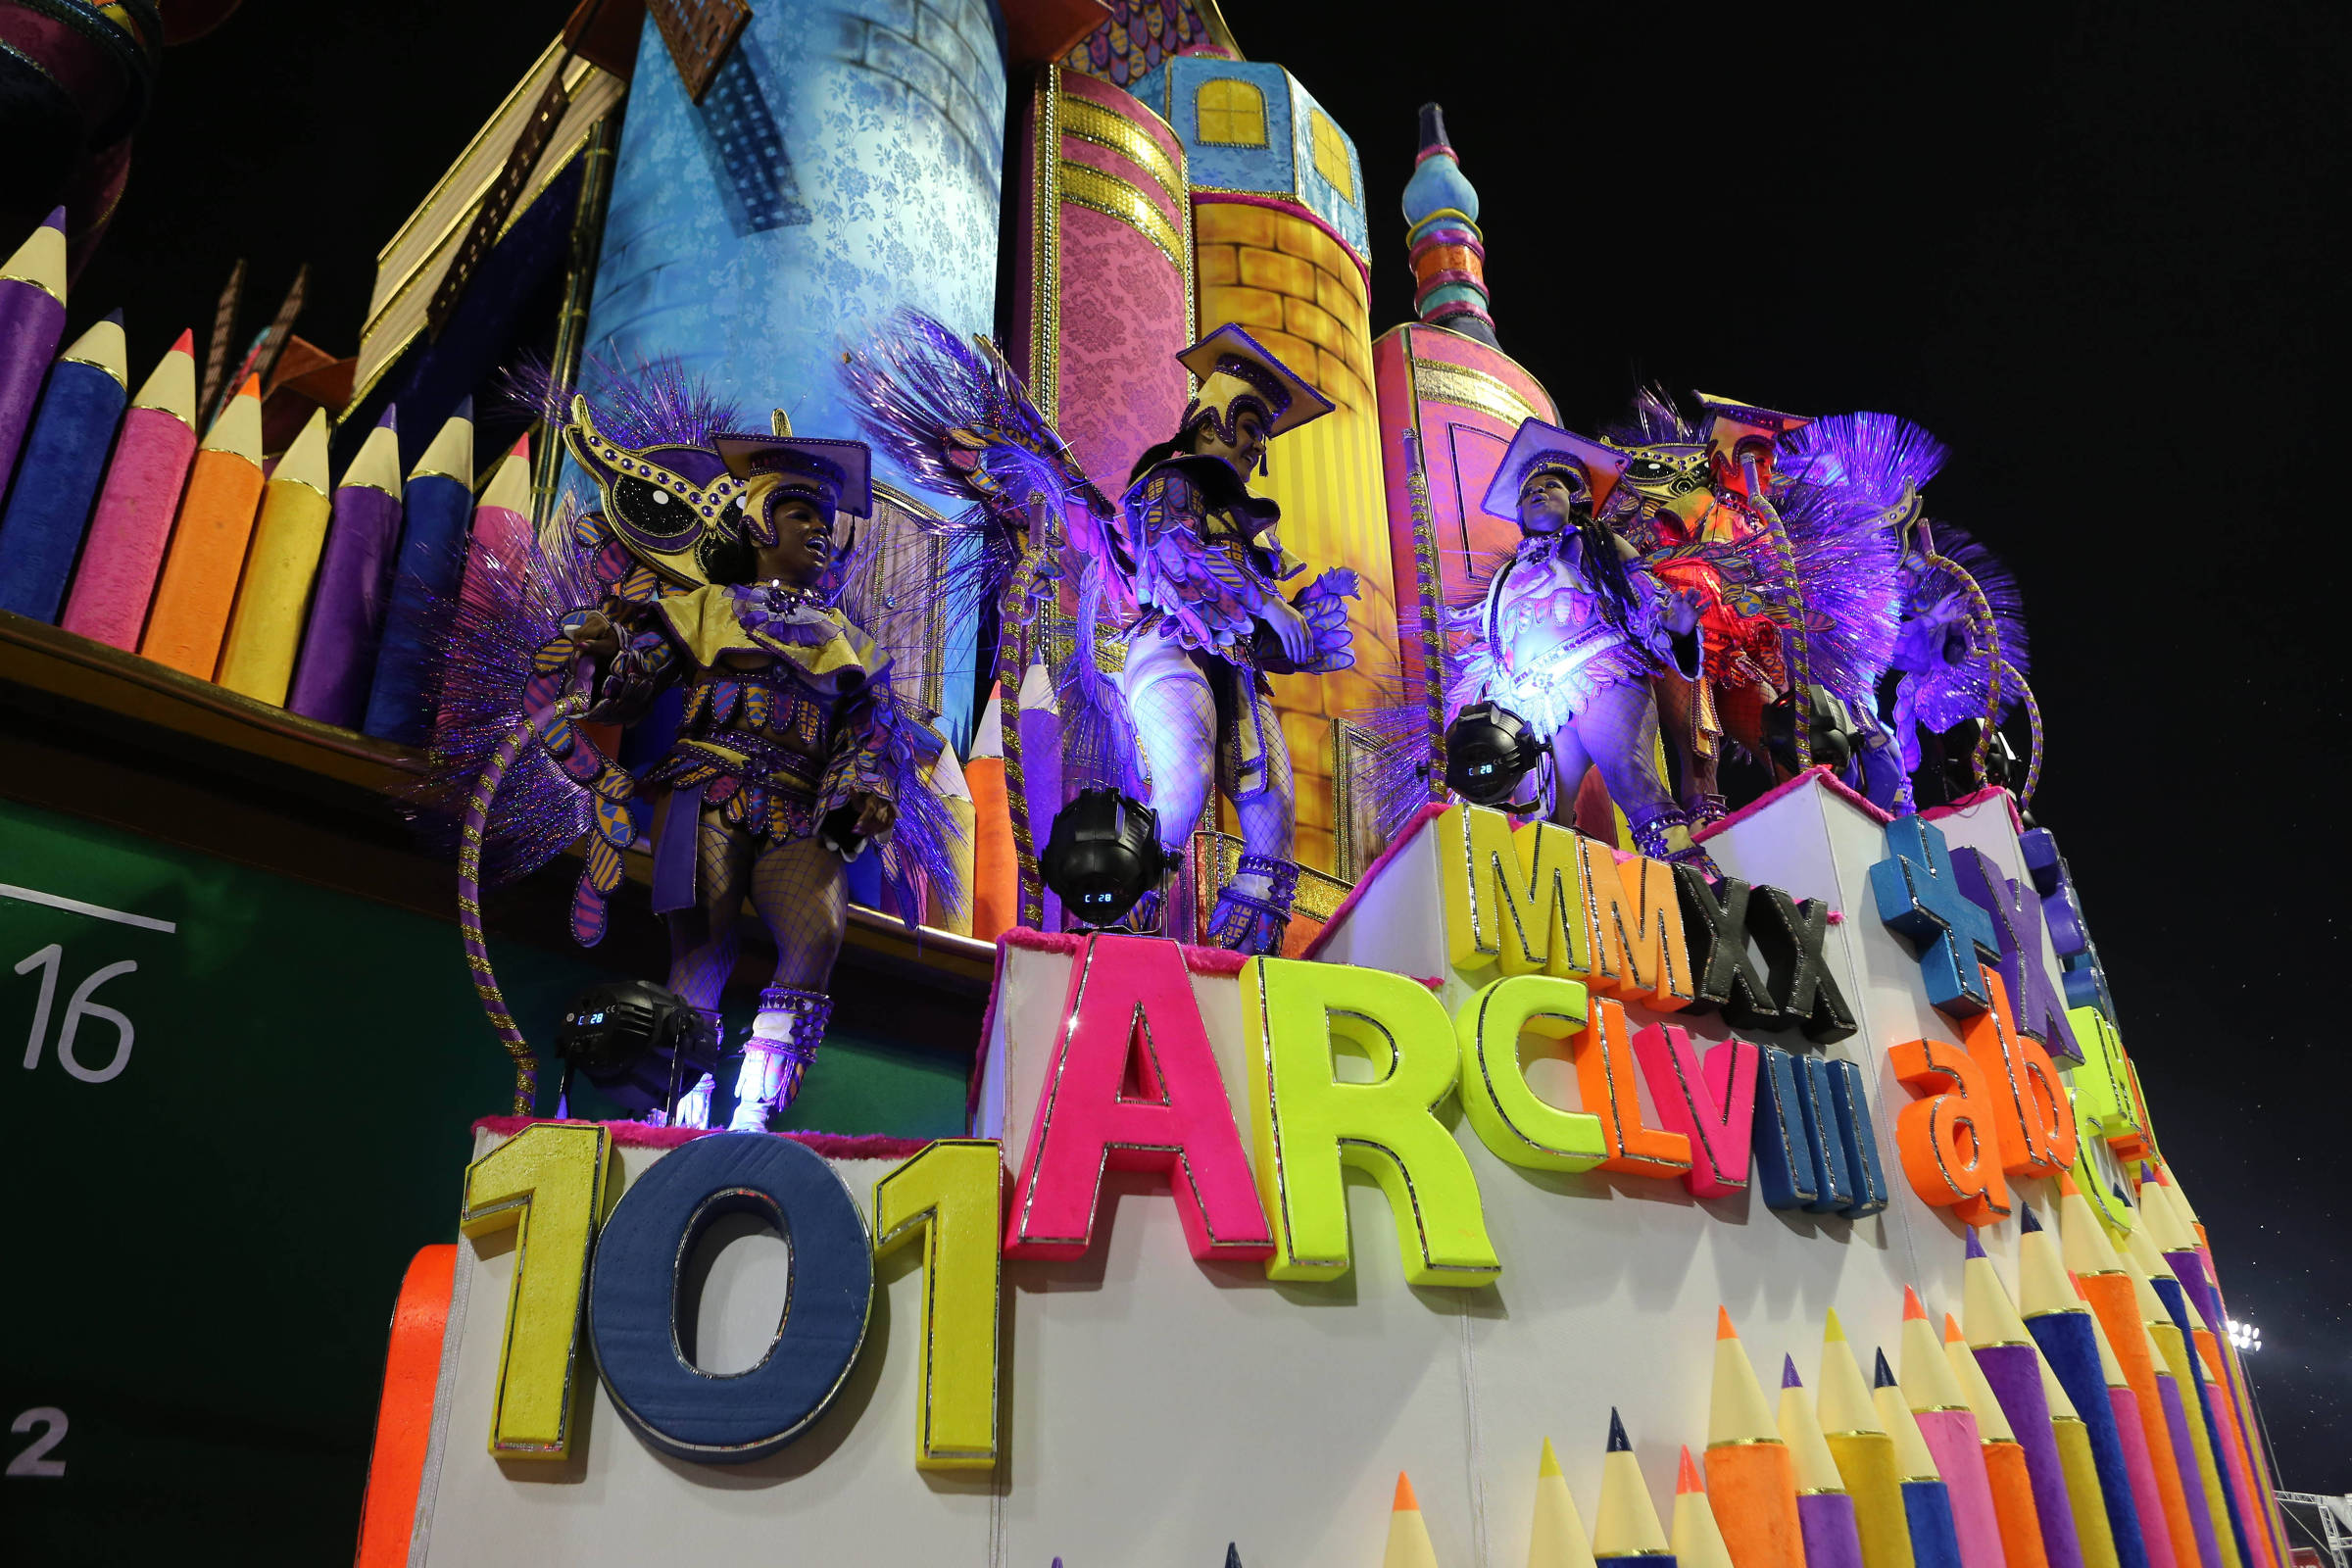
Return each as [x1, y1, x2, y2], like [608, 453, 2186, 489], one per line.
[1379, 1192, 2283, 1568]
[0, 209, 524, 745]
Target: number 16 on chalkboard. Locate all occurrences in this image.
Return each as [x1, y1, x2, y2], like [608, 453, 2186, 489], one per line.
[16, 944, 138, 1084]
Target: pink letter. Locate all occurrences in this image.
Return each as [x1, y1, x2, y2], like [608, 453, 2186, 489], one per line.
[1632, 1024, 1760, 1199]
[1004, 934, 1275, 1260]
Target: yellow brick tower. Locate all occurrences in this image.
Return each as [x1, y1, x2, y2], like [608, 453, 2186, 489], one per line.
[1132, 55, 1394, 874]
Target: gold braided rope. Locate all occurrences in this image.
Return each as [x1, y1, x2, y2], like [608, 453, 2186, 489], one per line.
[1400, 426, 1448, 797]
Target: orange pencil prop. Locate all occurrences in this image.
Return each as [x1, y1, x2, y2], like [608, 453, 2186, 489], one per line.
[1707, 1308, 1806, 1568]
[1386, 1471, 1445, 1568]
[2063, 1186, 2203, 1568]
[142, 372, 265, 677]
[2081, 1285, 2178, 1568]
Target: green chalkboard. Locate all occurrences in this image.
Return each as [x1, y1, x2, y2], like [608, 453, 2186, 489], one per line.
[0, 798, 969, 1563]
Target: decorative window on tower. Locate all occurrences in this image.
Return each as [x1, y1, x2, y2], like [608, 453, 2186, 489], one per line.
[1196, 77, 1268, 147]
[1308, 109, 1355, 201]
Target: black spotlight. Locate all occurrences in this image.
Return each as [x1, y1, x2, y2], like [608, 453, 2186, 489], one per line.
[1041, 787, 1171, 927]
[554, 980, 722, 1117]
[1446, 701, 1544, 807]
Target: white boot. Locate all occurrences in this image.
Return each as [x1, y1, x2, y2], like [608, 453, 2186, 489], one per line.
[672, 1072, 715, 1130]
[725, 987, 831, 1132]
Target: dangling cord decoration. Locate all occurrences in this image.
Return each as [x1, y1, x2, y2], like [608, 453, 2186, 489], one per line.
[458, 709, 572, 1115]
[1995, 658, 2042, 808]
[1741, 453, 1811, 769]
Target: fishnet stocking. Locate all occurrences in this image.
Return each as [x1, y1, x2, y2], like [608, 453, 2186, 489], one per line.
[1129, 662, 1217, 852]
[750, 835, 849, 991]
[1225, 680, 1294, 863]
[663, 810, 849, 1005]
[665, 808, 751, 1009]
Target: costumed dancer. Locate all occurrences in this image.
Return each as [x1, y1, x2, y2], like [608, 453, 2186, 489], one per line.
[560, 421, 948, 1129]
[419, 366, 956, 1126]
[1447, 416, 1707, 862]
[1774, 412, 2034, 811]
[844, 314, 1355, 952]
[1113, 325, 1358, 950]
[1594, 390, 1904, 819]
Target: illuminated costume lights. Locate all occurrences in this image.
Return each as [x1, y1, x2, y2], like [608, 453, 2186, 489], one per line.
[422, 366, 956, 1125]
[1450, 417, 1706, 863]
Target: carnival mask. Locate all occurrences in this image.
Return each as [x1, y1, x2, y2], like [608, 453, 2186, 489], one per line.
[563, 396, 752, 588]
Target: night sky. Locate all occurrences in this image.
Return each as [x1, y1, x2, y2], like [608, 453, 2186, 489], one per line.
[57, 0, 2348, 1498]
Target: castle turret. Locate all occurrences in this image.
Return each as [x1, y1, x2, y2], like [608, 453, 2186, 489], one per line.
[1401, 103, 1495, 346]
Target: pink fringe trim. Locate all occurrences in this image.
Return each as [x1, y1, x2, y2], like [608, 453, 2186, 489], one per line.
[471, 1116, 933, 1160]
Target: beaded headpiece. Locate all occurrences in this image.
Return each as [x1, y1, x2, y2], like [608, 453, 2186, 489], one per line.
[1174, 323, 1335, 446]
[1479, 416, 1632, 522]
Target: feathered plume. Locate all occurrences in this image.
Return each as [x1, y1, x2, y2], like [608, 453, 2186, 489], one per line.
[502, 349, 748, 454]
[408, 500, 610, 883]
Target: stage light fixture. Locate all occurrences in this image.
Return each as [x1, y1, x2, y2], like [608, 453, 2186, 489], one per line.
[554, 979, 722, 1118]
[1041, 787, 1171, 927]
[1446, 701, 1544, 807]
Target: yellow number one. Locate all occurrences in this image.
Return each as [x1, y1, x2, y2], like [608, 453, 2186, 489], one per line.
[460, 1123, 618, 1459]
[874, 1139, 1004, 1470]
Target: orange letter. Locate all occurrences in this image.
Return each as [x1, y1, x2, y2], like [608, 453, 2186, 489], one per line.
[1887, 1034, 2012, 1226]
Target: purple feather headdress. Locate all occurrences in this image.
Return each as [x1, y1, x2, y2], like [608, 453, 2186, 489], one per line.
[503, 349, 748, 455]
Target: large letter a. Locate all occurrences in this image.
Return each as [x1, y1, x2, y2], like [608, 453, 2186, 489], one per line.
[1004, 934, 1274, 1260]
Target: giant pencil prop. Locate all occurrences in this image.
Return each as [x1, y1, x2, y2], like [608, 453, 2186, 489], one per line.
[1530, 1435, 1601, 1568]
[1676, 1448, 1738, 1568]
[60, 329, 197, 649]
[1947, 1312, 2051, 1568]
[1900, 1287, 2009, 1568]
[1596, 1409, 1677, 1568]
[2063, 1188, 2206, 1568]
[0, 208, 69, 496]
[2112, 1195, 2237, 1568]
[1876, 1350, 1968, 1568]
[2132, 1173, 2270, 1568]
[142, 373, 265, 678]
[1965, 1229, 2087, 1568]
[0, 310, 125, 620]
[2022, 1203, 2153, 1568]
[363, 399, 472, 743]
[286, 406, 402, 726]
[218, 407, 334, 704]
[1707, 1309, 1805, 1568]
[1822, 1310, 1917, 1568]
[2080, 1281, 2177, 1568]
[1781, 1355, 1868, 1568]
[1385, 1471, 1443, 1568]
[2038, 1344, 2124, 1568]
